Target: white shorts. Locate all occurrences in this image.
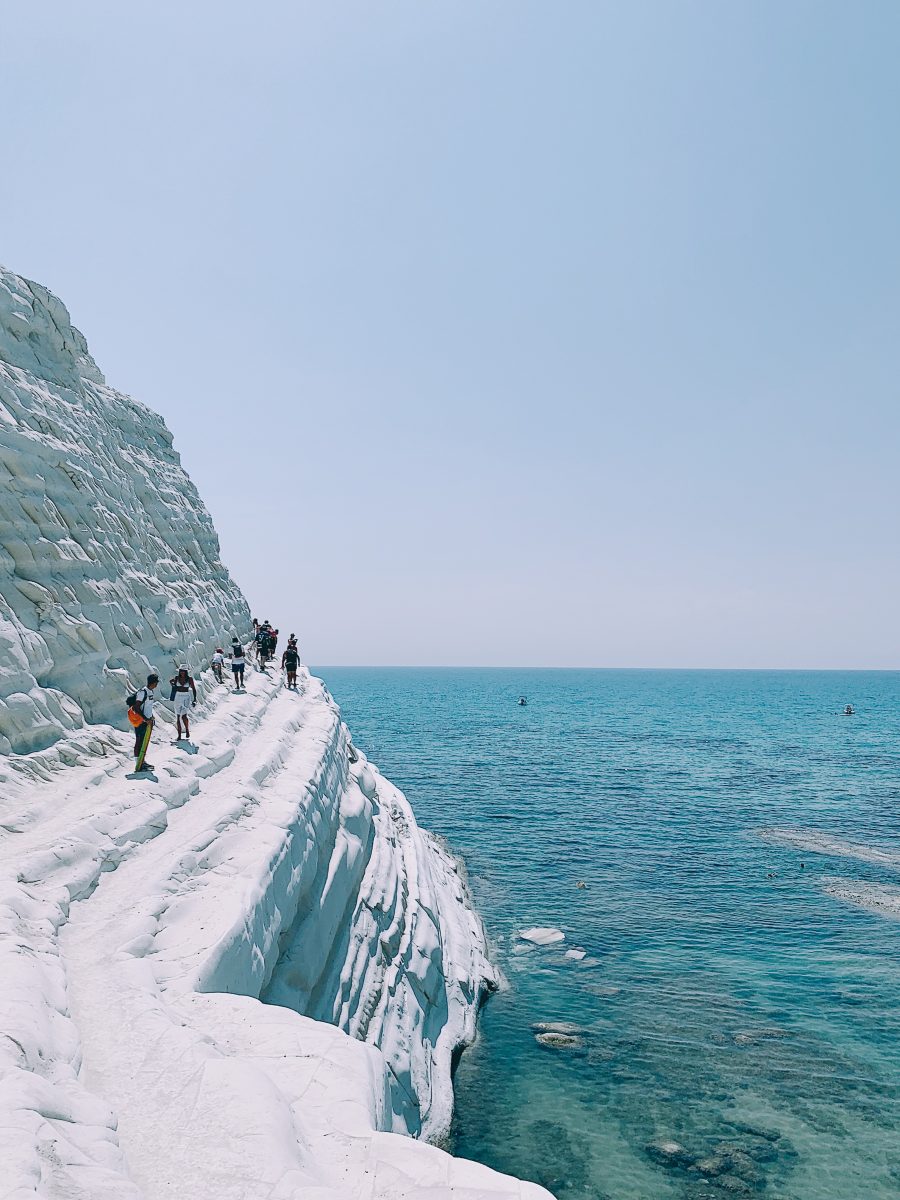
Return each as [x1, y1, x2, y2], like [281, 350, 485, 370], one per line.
[173, 692, 193, 715]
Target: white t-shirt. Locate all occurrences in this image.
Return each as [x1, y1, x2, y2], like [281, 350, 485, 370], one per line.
[212, 651, 225, 665]
[135, 687, 155, 720]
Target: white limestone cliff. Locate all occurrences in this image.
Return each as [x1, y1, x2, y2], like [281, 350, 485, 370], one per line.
[0, 267, 250, 755]
[0, 267, 551, 1199]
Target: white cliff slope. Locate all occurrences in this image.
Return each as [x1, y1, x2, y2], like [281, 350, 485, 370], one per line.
[0, 268, 551, 1199]
[0, 267, 250, 755]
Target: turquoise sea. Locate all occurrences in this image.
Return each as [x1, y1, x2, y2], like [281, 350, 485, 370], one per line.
[315, 669, 900, 1200]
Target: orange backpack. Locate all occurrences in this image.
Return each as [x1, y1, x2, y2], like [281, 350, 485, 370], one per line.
[126, 689, 146, 727]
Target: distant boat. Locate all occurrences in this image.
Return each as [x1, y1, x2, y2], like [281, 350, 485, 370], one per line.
[844, 704, 855, 715]
[518, 696, 527, 706]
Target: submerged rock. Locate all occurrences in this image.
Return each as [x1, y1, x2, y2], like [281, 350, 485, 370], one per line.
[535, 1031, 586, 1050]
[717, 1175, 753, 1195]
[532, 1021, 588, 1036]
[524, 1119, 591, 1194]
[583, 983, 621, 998]
[645, 1138, 695, 1168]
[586, 1046, 615, 1064]
[728, 1120, 783, 1144]
[732, 1027, 792, 1045]
[693, 1144, 762, 1187]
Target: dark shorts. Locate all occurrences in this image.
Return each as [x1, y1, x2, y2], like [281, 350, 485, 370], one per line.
[134, 720, 150, 754]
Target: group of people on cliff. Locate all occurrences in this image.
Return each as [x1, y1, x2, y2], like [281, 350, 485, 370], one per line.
[127, 619, 301, 772]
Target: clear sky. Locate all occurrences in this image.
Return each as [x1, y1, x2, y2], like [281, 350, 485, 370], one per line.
[2, 2, 898, 667]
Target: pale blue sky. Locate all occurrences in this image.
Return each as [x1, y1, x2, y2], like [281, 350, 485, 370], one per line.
[2, 2, 898, 666]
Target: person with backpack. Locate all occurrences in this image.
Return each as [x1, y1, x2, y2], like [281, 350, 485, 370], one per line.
[127, 673, 159, 772]
[211, 647, 225, 683]
[230, 638, 246, 689]
[281, 639, 299, 690]
[256, 622, 269, 665]
[169, 665, 197, 741]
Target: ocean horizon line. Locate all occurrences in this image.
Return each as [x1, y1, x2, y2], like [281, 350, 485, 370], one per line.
[310, 664, 900, 673]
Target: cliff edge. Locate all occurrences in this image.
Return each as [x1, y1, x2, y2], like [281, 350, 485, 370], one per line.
[0, 268, 551, 1199]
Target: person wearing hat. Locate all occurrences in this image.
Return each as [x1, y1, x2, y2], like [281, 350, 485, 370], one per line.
[132, 673, 159, 771]
[230, 637, 246, 690]
[169, 665, 197, 741]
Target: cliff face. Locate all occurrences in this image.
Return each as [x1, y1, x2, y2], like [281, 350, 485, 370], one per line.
[0, 268, 551, 1199]
[0, 267, 250, 754]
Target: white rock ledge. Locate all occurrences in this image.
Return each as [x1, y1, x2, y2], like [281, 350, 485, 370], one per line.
[0, 267, 552, 1199]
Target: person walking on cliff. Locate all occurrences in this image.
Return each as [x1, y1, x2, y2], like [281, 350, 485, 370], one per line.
[169, 665, 197, 741]
[281, 638, 299, 690]
[211, 647, 225, 684]
[128, 673, 158, 772]
[230, 638, 246, 690]
[256, 621, 272, 666]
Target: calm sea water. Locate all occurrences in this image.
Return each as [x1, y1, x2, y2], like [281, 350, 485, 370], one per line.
[314, 668, 900, 1200]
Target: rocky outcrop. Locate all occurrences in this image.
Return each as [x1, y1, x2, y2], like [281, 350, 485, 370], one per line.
[0, 266, 250, 755]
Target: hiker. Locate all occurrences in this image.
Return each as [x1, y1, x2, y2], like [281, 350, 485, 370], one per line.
[230, 638, 246, 689]
[268, 628, 278, 659]
[282, 640, 299, 689]
[256, 622, 269, 664]
[130, 673, 158, 771]
[211, 647, 225, 683]
[169, 664, 197, 741]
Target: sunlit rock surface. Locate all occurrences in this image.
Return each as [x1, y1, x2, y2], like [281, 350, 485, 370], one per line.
[0, 267, 551, 1199]
[0, 266, 250, 754]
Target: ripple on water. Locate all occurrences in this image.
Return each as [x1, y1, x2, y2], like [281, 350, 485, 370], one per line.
[317, 667, 900, 1200]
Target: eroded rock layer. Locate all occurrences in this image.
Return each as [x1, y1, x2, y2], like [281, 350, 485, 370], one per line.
[0, 266, 250, 754]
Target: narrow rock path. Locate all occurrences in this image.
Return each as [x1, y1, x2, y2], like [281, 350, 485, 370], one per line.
[59, 670, 336, 1197]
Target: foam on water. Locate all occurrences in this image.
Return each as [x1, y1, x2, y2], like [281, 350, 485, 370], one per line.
[316, 668, 900, 1199]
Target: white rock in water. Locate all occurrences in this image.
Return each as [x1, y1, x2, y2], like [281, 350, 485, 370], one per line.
[565, 947, 587, 961]
[531, 1021, 588, 1036]
[518, 925, 565, 946]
